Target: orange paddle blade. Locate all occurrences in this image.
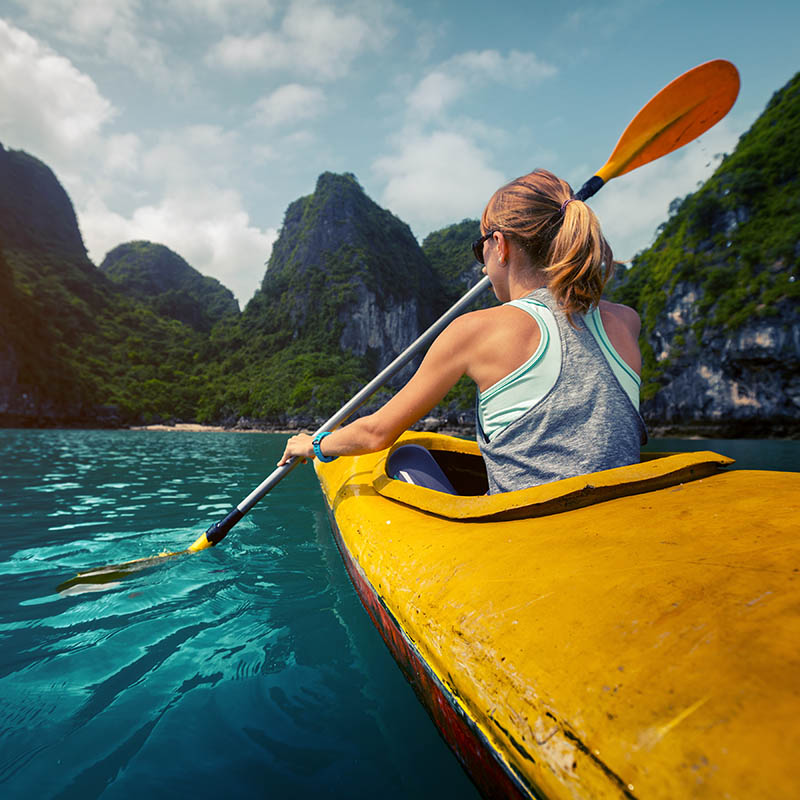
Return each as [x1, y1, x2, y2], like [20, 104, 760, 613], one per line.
[596, 59, 740, 182]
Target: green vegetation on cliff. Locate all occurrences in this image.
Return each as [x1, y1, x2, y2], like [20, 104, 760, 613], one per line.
[422, 219, 495, 412]
[422, 219, 482, 308]
[101, 241, 239, 332]
[0, 145, 207, 423]
[609, 71, 800, 398]
[192, 172, 442, 423]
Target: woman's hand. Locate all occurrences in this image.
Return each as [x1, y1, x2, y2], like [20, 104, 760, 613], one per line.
[278, 433, 315, 466]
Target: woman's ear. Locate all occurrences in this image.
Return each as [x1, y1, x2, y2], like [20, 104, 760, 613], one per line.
[494, 232, 509, 266]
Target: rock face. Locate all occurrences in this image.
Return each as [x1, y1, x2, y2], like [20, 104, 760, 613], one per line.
[644, 286, 799, 435]
[101, 241, 239, 332]
[249, 172, 442, 380]
[338, 283, 423, 364]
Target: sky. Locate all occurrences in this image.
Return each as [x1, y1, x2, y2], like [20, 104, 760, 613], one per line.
[0, 0, 798, 306]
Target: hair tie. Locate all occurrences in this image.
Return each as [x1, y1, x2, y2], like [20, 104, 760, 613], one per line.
[560, 197, 576, 216]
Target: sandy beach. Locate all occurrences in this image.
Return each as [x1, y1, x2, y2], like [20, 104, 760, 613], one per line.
[130, 423, 281, 434]
[130, 422, 476, 437]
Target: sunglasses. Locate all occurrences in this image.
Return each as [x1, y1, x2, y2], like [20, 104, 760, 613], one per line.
[471, 230, 498, 264]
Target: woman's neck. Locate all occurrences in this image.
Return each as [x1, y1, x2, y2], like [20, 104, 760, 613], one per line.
[507, 265, 547, 300]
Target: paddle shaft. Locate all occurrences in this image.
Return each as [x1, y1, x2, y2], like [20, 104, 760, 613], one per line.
[199, 274, 492, 546]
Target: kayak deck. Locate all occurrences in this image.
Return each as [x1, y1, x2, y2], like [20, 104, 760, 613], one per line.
[315, 432, 800, 799]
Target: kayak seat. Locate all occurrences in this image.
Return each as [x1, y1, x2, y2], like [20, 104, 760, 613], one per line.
[387, 444, 457, 494]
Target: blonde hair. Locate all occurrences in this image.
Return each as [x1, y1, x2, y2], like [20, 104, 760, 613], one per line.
[481, 169, 613, 322]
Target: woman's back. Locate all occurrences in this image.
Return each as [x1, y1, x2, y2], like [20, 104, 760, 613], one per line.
[466, 298, 641, 396]
[477, 288, 647, 493]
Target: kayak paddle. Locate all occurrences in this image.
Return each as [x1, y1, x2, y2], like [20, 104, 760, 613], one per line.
[60, 58, 739, 590]
[574, 58, 740, 201]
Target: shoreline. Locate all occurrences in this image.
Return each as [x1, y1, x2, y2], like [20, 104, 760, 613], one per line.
[130, 423, 280, 434]
[129, 422, 477, 438]
[2, 417, 798, 440]
[124, 423, 797, 441]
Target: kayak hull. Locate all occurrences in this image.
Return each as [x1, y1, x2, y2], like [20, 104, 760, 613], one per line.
[315, 432, 800, 799]
[324, 502, 535, 798]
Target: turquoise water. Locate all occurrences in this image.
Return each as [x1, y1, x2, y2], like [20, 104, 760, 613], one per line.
[642, 436, 800, 472]
[1, 431, 797, 799]
[0, 429, 480, 799]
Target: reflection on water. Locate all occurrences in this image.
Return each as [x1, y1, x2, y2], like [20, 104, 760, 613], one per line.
[0, 430, 479, 799]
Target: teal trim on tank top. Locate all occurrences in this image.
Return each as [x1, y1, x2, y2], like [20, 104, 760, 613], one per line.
[583, 307, 641, 409]
[477, 298, 641, 441]
[477, 298, 560, 441]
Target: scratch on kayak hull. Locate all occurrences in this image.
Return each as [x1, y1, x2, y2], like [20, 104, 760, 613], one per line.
[638, 695, 711, 749]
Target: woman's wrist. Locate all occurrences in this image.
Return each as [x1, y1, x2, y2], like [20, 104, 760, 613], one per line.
[312, 431, 338, 462]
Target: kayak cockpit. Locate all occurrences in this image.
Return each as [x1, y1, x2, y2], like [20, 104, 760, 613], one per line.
[372, 432, 734, 521]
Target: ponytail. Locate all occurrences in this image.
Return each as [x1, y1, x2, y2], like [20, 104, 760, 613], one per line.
[546, 197, 613, 323]
[481, 169, 614, 324]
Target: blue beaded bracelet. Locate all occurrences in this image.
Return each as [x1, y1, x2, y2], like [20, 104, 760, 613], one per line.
[312, 431, 337, 462]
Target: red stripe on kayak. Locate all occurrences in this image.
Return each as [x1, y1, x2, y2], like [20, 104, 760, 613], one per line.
[324, 506, 541, 800]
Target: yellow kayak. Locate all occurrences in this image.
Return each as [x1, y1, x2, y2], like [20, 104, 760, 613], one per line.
[315, 431, 800, 799]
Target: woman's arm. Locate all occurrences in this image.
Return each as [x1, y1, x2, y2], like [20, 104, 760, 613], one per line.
[277, 314, 480, 465]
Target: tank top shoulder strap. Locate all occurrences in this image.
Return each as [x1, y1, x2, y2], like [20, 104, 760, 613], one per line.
[582, 306, 641, 410]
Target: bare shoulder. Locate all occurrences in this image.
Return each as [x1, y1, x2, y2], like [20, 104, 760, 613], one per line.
[598, 300, 641, 337]
[445, 305, 518, 337]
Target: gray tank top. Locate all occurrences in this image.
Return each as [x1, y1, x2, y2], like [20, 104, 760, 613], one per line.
[478, 287, 648, 493]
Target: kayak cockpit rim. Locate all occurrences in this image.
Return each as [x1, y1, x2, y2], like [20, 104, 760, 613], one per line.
[371, 432, 734, 522]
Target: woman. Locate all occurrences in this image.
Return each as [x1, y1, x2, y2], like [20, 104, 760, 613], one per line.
[278, 169, 647, 493]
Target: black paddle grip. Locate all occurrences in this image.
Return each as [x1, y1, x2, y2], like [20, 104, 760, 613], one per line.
[204, 507, 244, 546]
[574, 175, 605, 202]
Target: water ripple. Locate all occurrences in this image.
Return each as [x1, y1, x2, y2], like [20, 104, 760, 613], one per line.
[0, 429, 481, 799]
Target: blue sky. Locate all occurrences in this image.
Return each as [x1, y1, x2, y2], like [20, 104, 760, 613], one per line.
[0, 0, 797, 304]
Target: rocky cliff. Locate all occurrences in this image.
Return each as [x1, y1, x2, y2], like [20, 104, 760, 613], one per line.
[0, 144, 206, 426]
[207, 172, 445, 424]
[610, 71, 800, 436]
[193, 175, 495, 426]
[643, 285, 798, 435]
[0, 143, 85, 258]
[254, 171, 440, 368]
[0, 145, 102, 423]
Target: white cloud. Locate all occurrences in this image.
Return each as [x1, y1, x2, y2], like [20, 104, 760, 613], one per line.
[452, 49, 556, 84]
[406, 49, 556, 121]
[0, 20, 278, 304]
[207, 0, 389, 80]
[103, 133, 142, 175]
[373, 130, 505, 235]
[591, 120, 740, 262]
[374, 47, 557, 235]
[407, 71, 463, 119]
[14, 0, 137, 40]
[252, 84, 325, 127]
[7, 0, 173, 82]
[82, 124, 279, 302]
[0, 20, 115, 166]
[139, 125, 241, 188]
[168, 0, 277, 26]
